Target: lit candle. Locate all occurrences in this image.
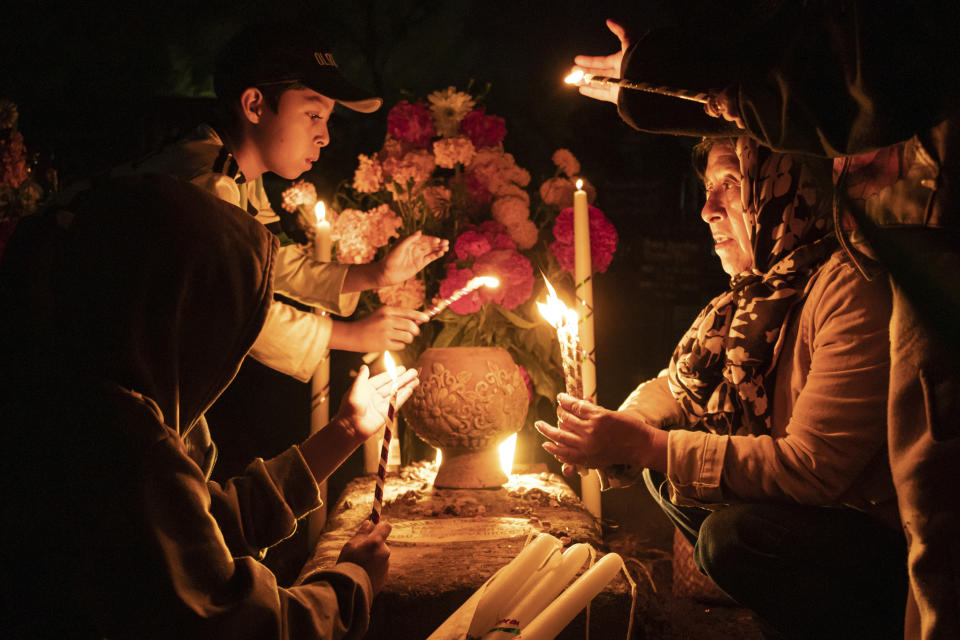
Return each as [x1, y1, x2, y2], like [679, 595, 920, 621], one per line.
[425, 276, 499, 319]
[536, 278, 583, 400]
[572, 180, 602, 520]
[370, 351, 399, 524]
[517, 552, 623, 640]
[563, 67, 709, 103]
[482, 543, 591, 638]
[308, 200, 333, 543]
[466, 533, 561, 638]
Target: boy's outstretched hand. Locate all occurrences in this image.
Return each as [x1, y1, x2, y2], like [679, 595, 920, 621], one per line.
[379, 231, 449, 286]
[336, 364, 419, 441]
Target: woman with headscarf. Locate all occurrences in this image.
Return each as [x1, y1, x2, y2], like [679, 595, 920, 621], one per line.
[536, 138, 906, 639]
[0, 174, 416, 639]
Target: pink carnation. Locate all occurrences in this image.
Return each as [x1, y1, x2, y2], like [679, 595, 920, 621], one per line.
[454, 230, 492, 260]
[549, 205, 619, 274]
[437, 264, 483, 314]
[476, 220, 517, 251]
[473, 248, 534, 310]
[386, 100, 436, 148]
[459, 107, 507, 148]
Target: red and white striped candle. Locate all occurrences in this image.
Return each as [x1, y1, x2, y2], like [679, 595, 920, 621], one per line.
[370, 351, 399, 524]
[424, 276, 499, 319]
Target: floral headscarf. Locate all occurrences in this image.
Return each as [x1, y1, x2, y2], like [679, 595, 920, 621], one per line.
[667, 137, 835, 435]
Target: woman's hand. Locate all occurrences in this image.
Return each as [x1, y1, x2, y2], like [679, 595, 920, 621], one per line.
[535, 392, 666, 472]
[335, 365, 419, 441]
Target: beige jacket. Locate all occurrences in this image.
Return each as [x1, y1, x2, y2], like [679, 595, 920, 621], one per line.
[122, 124, 359, 381]
[605, 252, 899, 529]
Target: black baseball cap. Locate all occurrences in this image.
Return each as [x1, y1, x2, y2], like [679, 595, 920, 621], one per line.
[215, 22, 382, 113]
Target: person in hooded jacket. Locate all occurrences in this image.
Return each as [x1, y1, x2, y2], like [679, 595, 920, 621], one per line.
[0, 173, 416, 639]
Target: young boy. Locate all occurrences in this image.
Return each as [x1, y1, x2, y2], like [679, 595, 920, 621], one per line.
[122, 21, 448, 382]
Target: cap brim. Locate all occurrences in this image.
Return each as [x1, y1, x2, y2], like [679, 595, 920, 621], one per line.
[302, 66, 382, 113]
[336, 97, 383, 114]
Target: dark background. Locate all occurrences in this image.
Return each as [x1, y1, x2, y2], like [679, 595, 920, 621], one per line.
[2, 0, 727, 550]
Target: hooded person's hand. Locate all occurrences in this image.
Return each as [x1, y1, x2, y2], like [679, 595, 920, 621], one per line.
[336, 364, 419, 441]
[572, 19, 631, 104]
[338, 519, 392, 595]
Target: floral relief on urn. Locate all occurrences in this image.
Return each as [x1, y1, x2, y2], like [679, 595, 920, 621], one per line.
[405, 347, 528, 488]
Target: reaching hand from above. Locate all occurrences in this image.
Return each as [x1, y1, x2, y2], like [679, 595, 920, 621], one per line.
[535, 392, 667, 473]
[336, 364, 419, 442]
[380, 231, 449, 287]
[338, 519, 392, 595]
[573, 19, 631, 104]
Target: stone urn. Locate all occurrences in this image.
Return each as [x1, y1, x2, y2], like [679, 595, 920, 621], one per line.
[404, 346, 529, 488]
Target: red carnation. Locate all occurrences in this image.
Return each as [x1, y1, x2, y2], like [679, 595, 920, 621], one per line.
[549, 205, 619, 275]
[437, 264, 483, 315]
[454, 230, 491, 260]
[386, 100, 436, 148]
[473, 248, 534, 310]
[459, 107, 507, 149]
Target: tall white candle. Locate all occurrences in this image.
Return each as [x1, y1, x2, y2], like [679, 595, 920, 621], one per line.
[572, 179, 602, 520]
[517, 552, 622, 640]
[482, 543, 591, 639]
[309, 201, 332, 543]
[467, 533, 561, 638]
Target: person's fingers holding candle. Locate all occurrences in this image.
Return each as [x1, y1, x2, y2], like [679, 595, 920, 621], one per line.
[338, 519, 392, 595]
[537, 393, 660, 471]
[571, 19, 631, 104]
[704, 85, 745, 129]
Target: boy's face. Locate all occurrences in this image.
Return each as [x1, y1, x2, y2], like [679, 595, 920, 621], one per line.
[253, 88, 334, 179]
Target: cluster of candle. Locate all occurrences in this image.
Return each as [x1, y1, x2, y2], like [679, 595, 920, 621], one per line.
[428, 533, 628, 640]
[536, 180, 602, 518]
[536, 278, 584, 400]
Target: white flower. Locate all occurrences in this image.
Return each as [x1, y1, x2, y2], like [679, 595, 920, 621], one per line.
[427, 87, 476, 137]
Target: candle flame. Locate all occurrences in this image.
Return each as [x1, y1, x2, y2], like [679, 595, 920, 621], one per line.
[314, 201, 326, 225]
[469, 276, 500, 289]
[576, 178, 583, 190]
[383, 351, 398, 392]
[537, 277, 576, 331]
[435, 448, 442, 466]
[499, 433, 517, 476]
[564, 68, 585, 85]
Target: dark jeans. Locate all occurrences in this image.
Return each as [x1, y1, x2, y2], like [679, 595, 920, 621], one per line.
[644, 469, 908, 639]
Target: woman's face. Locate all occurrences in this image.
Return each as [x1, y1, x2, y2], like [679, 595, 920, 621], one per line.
[701, 143, 753, 276]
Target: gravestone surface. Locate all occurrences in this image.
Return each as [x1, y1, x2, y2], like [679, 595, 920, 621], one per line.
[302, 462, 654, 639]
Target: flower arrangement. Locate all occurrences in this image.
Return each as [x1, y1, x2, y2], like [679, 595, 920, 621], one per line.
[0, 100, 50, 222]
[289, 86, 619, 437]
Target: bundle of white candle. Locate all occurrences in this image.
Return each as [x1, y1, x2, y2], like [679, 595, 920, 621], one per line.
[427, 533, 634, 640]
